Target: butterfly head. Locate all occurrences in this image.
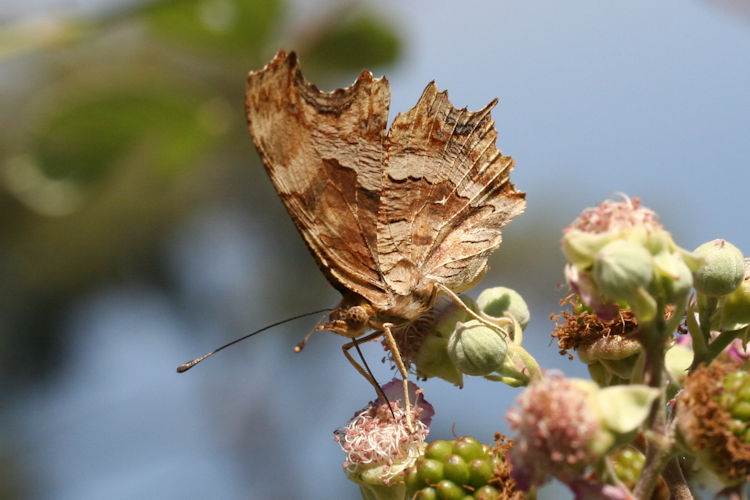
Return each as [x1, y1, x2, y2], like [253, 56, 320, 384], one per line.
[320, 299, 376, 338]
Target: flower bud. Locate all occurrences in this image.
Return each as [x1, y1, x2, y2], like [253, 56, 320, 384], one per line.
[402, 297, 476, 387]
[593, 240, 658, 321]
[562, 230, 612, 269]
[593, 240, 654, 302]
[431, 296, 478, 338]
[653, 251, 694, 304]
[692, 239, 745, 297]
[577, 334, 642, 365]
[719, 258, 750, 330]
[477, 286, 530, 331]
[413, 335, 464, 387]
[447, 320, 507, 376]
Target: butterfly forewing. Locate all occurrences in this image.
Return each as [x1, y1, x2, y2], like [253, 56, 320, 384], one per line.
[245, 51, 391, 308]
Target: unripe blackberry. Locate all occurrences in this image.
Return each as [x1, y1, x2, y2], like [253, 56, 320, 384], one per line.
[676, 361, 750, 485]
[406, 436, 510, 499]
[721, 370, 750, 444]
[608, 447, 669, 500]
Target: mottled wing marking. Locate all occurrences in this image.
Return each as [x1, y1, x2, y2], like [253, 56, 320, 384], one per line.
[378, 83, 526, 295]
[245, 51, 391, 306]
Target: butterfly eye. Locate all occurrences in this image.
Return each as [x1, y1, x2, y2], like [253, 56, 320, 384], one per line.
[345, 306, 370, 331]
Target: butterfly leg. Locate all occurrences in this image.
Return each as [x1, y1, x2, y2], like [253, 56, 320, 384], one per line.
[341, 331, 391, 405]
[381, 322, 414, 432]
[435, 283, 513, 338]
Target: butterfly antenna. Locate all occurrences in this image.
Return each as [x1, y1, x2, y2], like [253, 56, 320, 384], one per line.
[177, 308, 332, 373]
[352, 338, 396, 420]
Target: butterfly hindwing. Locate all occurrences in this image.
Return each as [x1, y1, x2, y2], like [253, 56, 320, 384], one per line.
[378, 83, 526, 296]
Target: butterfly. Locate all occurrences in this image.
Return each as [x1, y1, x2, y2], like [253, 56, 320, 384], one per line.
[245, 50, 525, 426]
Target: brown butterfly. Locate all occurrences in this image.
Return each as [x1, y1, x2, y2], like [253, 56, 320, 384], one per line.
[244, 50, 525, 425]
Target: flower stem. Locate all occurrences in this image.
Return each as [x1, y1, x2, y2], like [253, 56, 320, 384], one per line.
[661, 458, 693, 500]
[686, 304, 709, 369]
[706, 326, 748, 362]
[633, 311, 675, 499]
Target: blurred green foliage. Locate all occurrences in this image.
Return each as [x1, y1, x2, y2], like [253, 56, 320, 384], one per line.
[0, 0, 401, 384]
[303, 11, 400, 72]
[35, 88, 214, 183]
[142, 0, 281, 55]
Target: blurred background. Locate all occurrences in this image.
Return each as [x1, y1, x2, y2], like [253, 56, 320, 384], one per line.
[1, 0, 749, 498]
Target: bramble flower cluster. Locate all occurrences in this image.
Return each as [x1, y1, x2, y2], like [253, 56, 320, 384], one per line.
[335, 195, 749, 499]
[334, 380, 431, 499]
[561, 196, 700, 323]
[506, 373, 657, 491]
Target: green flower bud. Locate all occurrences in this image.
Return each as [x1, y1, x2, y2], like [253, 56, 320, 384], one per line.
[477, 286, 530, 330]
[593, 239, 654, 302]
[409, 297, 476, 387]
[640, 226, 675, 255]
[692, 239, 745, 297]
[653, 251, 694, 304]
[577, 334, 641, 365]
[432, 296, 478, 338]
[562, 229, 612, 269]
[413, 334, 464, 387]
[720, 261, 750, 330]
[447, 320, 508, 376]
